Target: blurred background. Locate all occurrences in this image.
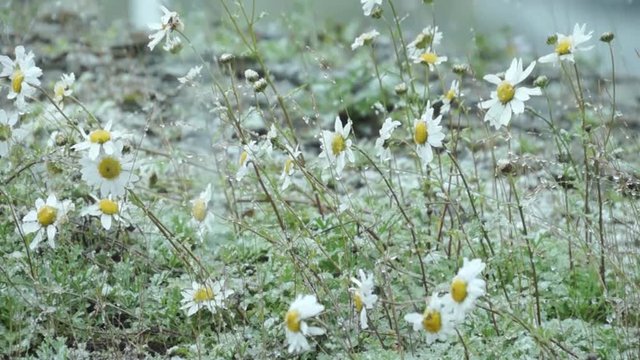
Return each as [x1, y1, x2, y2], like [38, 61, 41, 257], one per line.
[100, 0, 640, 75]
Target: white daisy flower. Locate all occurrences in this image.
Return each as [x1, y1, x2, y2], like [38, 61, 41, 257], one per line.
[81, 195, 128, 231]
[21, 194, 74, 250]
[479, 58, 541, 129]
[147, 6, 184, 51]
[350, 269, 378, 330]
[319, 117, 355, 178]
[413, 103, 445, 167]
[280, 144, 301, 191]
[0, 45, 43, 110]
[374, 117, 401, 161]
[261, 124, 277, 155]
[72, 120, 124, 160]
[284, 294, 325, 354]
[177, 65, 202, 87]
[407, 26, 443, 60]
[361, 0, 382, 17]
[180, 279, 234, 316]
[53, 72, 75, 107]
[449, 258, 486, 313]
[79, 144, 139, 197]
[404, 293, 459, 344]
[351, 30, 380, 51]
[0, 109, 27, 157]
[236, 141, 259, 181]
[538, 23, 593, 65]
[440, 79, 461, 114]
[414, 49, 448, 71]
[190, 183, 212, 239]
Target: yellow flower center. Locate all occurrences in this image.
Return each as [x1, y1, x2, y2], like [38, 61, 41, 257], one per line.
[54, 84, 66, 99]
[420, 52, 438, 65]
[414, 121, 428, 145]
[555, 38, 572, 55]
[331, 134, 346, 155]
[451, 277, 468, 303]
[422, 308, 442, 333]
[12, 69, 24, 93]
[285, 309, 301, 333]
[191, 199, 207, 222]
[89, 129, 111, 144]
[0, 124, 11, 141]
[445, 89, 456, 101]
[37, 205, 57, 226]
[497, 81, 515, 104]
[284, 158, 294, 174]
[99, 199, 119, 215]
[354, 292, 364, 312]
[98, 156, 122, 180]
[239, 151, 248, 166]
[193, 286, 214, 303]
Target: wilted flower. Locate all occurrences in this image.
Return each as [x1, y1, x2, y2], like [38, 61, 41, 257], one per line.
[351, 30, 380, 50]
[0, 109, 27, 157]
[147, 6, 184, 51]
[375, 117, 401, 161]
[361, 0, 383, 17]
[284, 294, 325, 353]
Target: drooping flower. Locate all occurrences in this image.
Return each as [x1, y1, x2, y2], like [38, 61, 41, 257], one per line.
[538, 23, 593, 65]
[284, 294, 325, 354]
[404, 293, 459, 344]
[236, 141, 259, 181]
[351, 30, 380, 51]
[350, 270, 378, 330]
[147, 6, 184, 51]
[449, 258, 486, 313]
[190, 183, 212, 239]
[407, 26, 443, 60]
[21, 194, 74, 249]
[440, 79, 461, 114]
[361, 0, 382, 17]
[413, 103, 445, 167]
[319, 117, 355, 178]
[178, 65, 202, 87]
[180, 279, 234, 316]
[0, 46, 43, 110]
[53, 73, 75, 107]
[79, 143, 139, 197]
[479, 58, 541, 129]
[72, 120, 124, 160]
[280, 144, 301, 191]
[0, 109, 27, 157]
[374, 117, 401, 161]
[80, 195, 128, 231]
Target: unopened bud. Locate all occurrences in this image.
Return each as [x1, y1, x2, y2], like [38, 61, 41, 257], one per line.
[253, 78, 268, 92]
[599, 32, 614, 43]
[219, 53, 234, 64]
[394, 83, 407, 95]
[452, 64, 469, 76]
[533, 75, 549, 89]
[245, 69, 260, 83]
[546, 34, 558, 45]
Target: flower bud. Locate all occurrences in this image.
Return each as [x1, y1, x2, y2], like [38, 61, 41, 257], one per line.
[219, 53, 234, 64]
[546, 34, 558, 45]
[394, 83, 407, 95]
[599, 32, 614, 43]
[253, 78, 268, 92]
[245, 69, 260, 83]
[370, 6, 383, 19]
[452, 64, 469, 76]
[533, 75, 549, 89]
